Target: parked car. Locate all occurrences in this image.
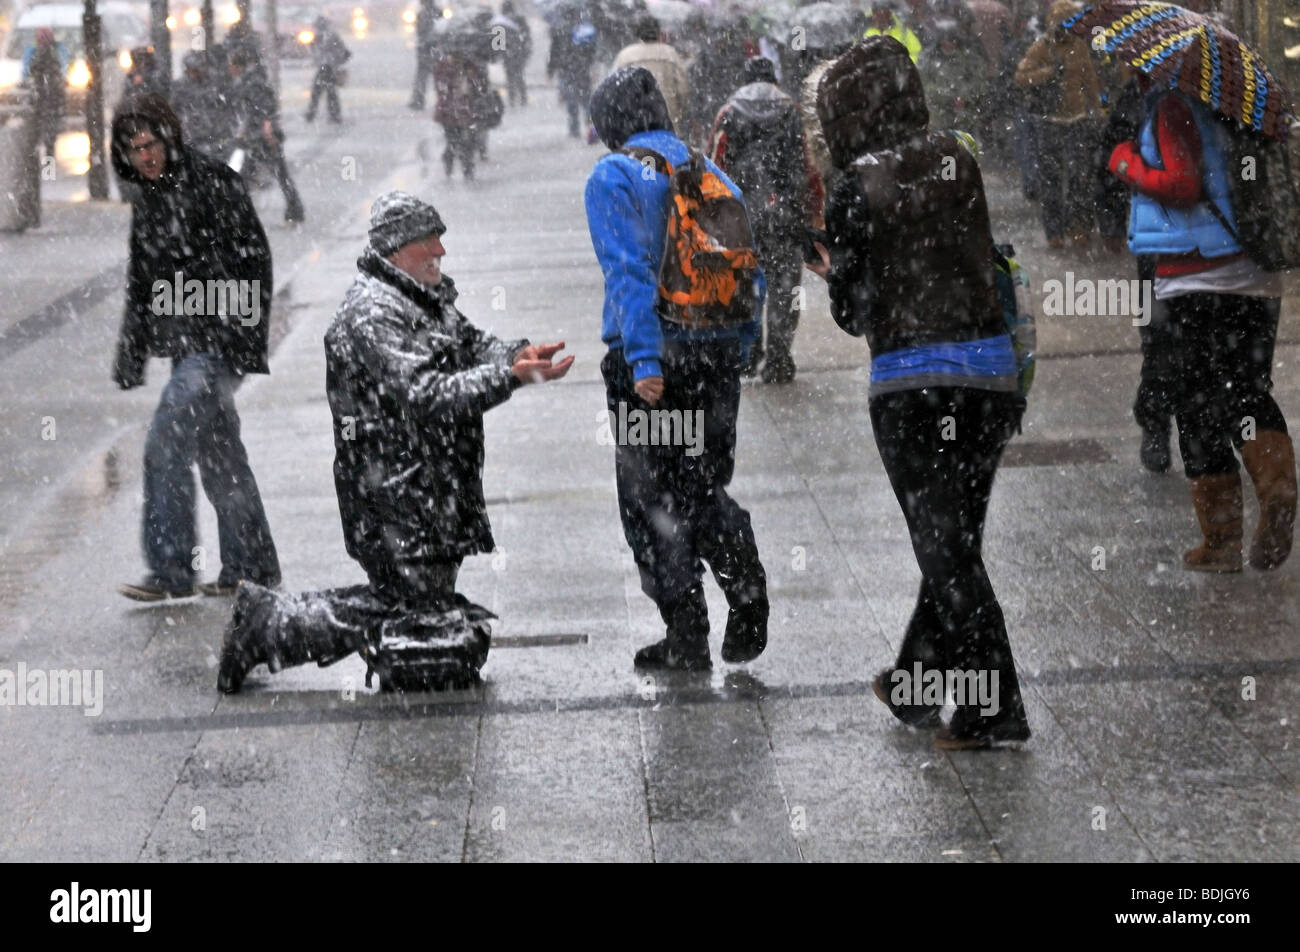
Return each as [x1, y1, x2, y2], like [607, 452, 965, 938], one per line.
[0, 2, 148, 120]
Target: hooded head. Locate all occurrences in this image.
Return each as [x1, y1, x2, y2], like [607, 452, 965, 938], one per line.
[742, 56, 778, 86]
[368, 190, 447, 257]
[314, 15, 330, 32]
[35, 27, 54, 47]
[111, 92, 186, 184]
[589, 66, 673, 150]
[1046, 0, 1079, 33]
[817, 35, 929, 169]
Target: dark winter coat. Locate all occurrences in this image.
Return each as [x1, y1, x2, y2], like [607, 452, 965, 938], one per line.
[324, 248, 528, 569]
[171, 76, 236, 160]
[27, 42, 65, 119]
[229, 64, 281, 133]
[710, 80, 808, 241]
[433, 53, 492, 129]
[312, 27, 352, 71]
[817, 37, 1003, 356]
[111, 94, 272, 385]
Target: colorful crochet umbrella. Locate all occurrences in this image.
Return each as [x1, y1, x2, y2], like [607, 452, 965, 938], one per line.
[1062, 1, 1295, 141]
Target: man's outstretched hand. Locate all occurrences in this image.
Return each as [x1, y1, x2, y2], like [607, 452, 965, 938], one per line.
[513, 341, 574, 385]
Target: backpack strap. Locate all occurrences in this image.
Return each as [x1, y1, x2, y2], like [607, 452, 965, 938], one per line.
[619, 146, 672, 176]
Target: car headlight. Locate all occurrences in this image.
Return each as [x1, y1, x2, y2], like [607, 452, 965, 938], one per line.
[298, 29, 314, 44]
[402, 9, 416, 24]
[224, 5, 241, 24]
[353, 15, 368, 33]
[183, 8, 200, 26]
[68, 59, 90, 87]
[119, 49, 133, 69]
[166, 15, 177, 29]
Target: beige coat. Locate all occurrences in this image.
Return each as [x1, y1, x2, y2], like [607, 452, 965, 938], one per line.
[611, 42, 690, 130]
[1014, 0, 1102, 122]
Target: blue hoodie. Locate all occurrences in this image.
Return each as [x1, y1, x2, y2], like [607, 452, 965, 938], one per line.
[584, 128, 761, 382]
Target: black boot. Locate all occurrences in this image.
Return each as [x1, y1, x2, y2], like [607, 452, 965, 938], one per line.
[721, 597, 768, 663]
[217, 582, 278, 693]
[218, 583, 373, 693]
[636, 583, 711, 670]
[710, 537, 769, 663]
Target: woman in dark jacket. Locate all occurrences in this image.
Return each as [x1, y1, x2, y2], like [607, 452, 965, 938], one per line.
[433, 42, 494, 179]
[806, 36, 1030, 749]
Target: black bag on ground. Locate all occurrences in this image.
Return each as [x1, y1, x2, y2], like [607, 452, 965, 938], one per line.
[361, 594, 494, 692]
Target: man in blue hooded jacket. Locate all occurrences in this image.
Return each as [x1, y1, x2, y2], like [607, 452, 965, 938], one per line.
[584, 66, 769, 671]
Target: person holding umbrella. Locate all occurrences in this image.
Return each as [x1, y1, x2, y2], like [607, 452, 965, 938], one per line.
[1080, 0, 1297, 571]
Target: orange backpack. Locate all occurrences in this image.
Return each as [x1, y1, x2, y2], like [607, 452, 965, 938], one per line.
[622, 146, 759, 330]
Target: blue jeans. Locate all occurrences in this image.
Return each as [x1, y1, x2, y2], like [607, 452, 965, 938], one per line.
[143, 354, 279, 590]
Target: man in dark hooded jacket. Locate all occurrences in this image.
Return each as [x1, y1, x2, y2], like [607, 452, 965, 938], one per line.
[217, 191, 572, 693]
[171, 51, 236, 161]
[585, 66, 769, 671]
[710, 56, 810, 383]
[110, 93, 280, 602]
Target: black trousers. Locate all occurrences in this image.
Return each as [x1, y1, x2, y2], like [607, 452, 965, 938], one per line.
[505, 58, 527, 106]
[243, 558, 463, 671]
[307, 65, 342, 121]
[870, 386, 1027, 732]
[1163, 292, 1287, 477]
[411, 54, 434, 107]
[601, 339, 766, 610]
[753, 226, 802, 363]
[441, 124, 482, 178]
[1037, 119, 1097, 241]
[1132, 256, 1179, 434]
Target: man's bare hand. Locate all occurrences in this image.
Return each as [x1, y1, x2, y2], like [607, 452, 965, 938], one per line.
[514, 341, 566, 364]
[804, 241, 830, 279]
[512, 340, 574, 385]
[634, 375, 664, 406]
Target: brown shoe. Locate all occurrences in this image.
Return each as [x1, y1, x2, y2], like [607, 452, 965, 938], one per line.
[1183, 473, 1244, 573]
[1240, 430, 1298, 570]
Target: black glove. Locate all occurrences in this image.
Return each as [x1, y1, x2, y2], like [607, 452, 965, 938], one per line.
[113, 339, 146, 390]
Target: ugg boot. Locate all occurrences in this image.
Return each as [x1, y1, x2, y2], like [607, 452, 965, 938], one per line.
[1183, 474, 1244, 573]
[1240, 430, 1298, 570]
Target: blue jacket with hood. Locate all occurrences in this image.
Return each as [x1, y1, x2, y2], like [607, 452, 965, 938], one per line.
[585, 68, 760, 382]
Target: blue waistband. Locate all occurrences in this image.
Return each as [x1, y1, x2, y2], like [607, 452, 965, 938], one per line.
[871, 335, 1017, 383]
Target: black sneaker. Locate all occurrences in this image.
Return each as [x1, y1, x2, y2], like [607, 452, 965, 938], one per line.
[934, 719, 1031, 750]
[720, 598, 768, 663]
[871, 669, 942, 729]
[761, 355, 796, 385]
[634, 639, 712, 671]
[119, 578, 197, 602]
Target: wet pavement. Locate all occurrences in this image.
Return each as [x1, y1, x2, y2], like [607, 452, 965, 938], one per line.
[0, 25, 1298, 862]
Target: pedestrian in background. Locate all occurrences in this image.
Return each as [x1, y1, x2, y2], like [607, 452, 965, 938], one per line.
[807, 36, 1030, 749]
[434, 38, 495, 179]
[611, 14, 688, 131]
[218, 192, 572, 693]
[1108, 79, 1295, 572]
[710, 56, 809, 383]
[917, 18, 988, 134]
[585, 66, 770, 671]
[548, 6, 598, 138]
[410, 0, 439, 110]
[498, 0, 532, 107]
[24, 27, 65, 160]
[1014, 0, 1102, 249]
[227, 46, 305, 223]
[171, 51, 236, 162]
[109, 93, 280, 602]
[305, 15, 351, 124]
